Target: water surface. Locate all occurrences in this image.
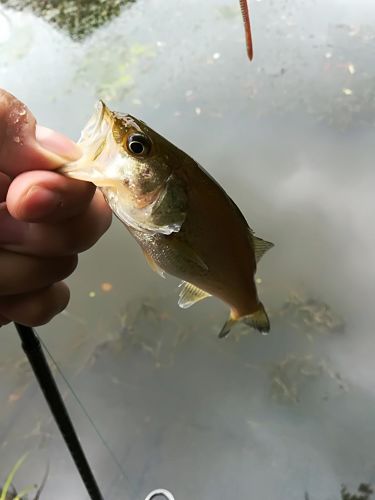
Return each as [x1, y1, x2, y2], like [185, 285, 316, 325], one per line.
[1, 1, 375, 499]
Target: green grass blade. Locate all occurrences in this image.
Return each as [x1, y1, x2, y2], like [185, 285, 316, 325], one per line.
[0, 453, 29, 500]
[14, 484, 35, 500]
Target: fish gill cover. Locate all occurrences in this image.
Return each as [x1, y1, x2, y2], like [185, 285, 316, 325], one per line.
[0, 0, 136, 40]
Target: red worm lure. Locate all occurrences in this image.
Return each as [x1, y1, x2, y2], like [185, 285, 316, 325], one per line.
[239, 0, 253, 61]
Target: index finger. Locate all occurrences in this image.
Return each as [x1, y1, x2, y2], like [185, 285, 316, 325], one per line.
[0, 89, 81, 177]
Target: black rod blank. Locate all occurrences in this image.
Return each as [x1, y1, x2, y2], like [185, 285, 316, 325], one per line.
[14, 322, 104, 500]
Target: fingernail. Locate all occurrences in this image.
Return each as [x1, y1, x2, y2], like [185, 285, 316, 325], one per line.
[0, 206, 27, 244]
[36, 125, 82, 162]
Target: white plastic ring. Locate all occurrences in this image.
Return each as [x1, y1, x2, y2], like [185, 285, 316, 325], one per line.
[144, 489, 175, 500]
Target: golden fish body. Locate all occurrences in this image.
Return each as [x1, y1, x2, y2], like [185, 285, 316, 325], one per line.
[60, 101, 273, 337]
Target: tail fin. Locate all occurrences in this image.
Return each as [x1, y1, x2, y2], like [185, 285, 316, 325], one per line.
[218, 302, 270, 339]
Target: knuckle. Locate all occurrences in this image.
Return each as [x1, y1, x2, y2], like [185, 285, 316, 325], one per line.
[68, 225, 103, 254]
[0, 90, 13, 119]
[55, 254, 79, 280]
[25, 313, 48, 327]
[102, 210, 112, 234]
[56, 197, 112, 255]
[25, 300, 54, 326]
[25, 285, 70, 326]
[56, 223, 86, 254]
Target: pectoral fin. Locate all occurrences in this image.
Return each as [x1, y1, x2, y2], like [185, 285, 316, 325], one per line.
[251, 234, 274, 263]
[218, 302, 270, 338]
[166, 237, 209, 273]
[178, 281, 211, 309]
[150, 174, 188, 233]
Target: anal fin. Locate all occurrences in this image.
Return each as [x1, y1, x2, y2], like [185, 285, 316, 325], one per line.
[218, 317, 237, 338]
[178, 281, 211, 309]
[143, 251, 167, 279]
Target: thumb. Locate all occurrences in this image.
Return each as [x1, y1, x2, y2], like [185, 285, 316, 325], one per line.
[0, 89, 81, 177]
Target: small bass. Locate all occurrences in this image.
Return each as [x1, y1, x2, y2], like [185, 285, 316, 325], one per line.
[60, 102, 273, 337]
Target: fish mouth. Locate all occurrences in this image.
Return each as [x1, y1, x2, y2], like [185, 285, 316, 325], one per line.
[58, 100, 120, 186]
[95, 100, 113, 130]
[78, 99, 112, 149]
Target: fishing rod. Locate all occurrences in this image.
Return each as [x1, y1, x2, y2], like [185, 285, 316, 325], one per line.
[13, 322, 174, 500]
[14, 322, 104, 500]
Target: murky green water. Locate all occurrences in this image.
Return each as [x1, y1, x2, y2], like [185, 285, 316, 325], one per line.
[1, 0, 375, 499]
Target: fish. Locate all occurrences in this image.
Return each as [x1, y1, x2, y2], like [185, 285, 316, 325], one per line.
[59, 101, 273, 338]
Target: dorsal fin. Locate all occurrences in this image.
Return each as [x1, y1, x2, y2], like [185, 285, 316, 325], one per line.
[252, 234, 274, 263]
[178, 281, 211, 309]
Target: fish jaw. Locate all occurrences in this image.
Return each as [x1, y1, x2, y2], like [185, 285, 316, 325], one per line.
[59, 100, 130, 187]
[58, 158, 120, 187]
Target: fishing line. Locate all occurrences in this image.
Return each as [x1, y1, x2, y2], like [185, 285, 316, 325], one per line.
[42, 341, 176, 500]
[14, 323, 104, 500]
[15, 323, 176, 500]
[38, 335, 129, 483]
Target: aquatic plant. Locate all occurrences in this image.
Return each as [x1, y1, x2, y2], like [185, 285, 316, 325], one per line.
[305, 484, 374, 500]
[341, 484, 374, 500]
[0, 454, 48, 500]
[73, 41, 155, 101]
[0, 0, 136, 40]
[0, 454, 31, 500]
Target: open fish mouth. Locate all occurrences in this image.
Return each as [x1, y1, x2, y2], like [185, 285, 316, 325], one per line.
[58, 101, 121, 187]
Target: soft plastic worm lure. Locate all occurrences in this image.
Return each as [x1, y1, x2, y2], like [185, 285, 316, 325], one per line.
[239, 0, 253, 60]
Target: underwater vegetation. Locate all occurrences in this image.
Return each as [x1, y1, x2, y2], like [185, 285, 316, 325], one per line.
[304, 484, 374, 500]
[277, 290, 345, 336]
[305, 484, 375, 500]
[0, 454, 48, 500]
[340, 484, 374, 500]
[0, 0, 136, 40]
[72, 41, 155, 102]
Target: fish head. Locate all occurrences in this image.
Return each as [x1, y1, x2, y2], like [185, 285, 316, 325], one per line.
[61, 101, 172, 204]
[60, 101, 187, 234]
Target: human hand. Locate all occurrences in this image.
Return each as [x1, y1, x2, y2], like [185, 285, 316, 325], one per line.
[0, 89, 112, 326]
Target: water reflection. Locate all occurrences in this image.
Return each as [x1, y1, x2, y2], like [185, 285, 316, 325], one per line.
[1, 0, 375, 499]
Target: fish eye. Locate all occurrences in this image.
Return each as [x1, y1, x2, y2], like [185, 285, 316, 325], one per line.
[127, 134, 151, 156]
